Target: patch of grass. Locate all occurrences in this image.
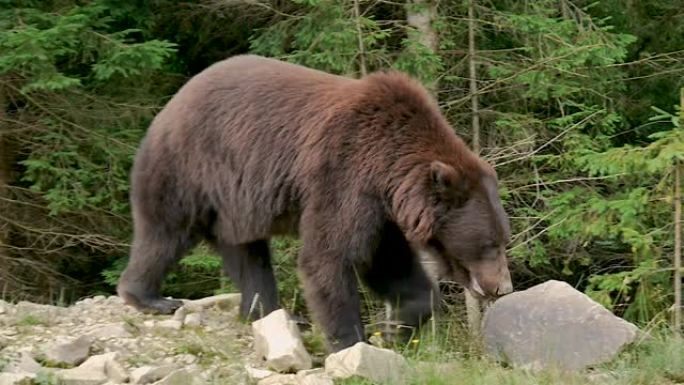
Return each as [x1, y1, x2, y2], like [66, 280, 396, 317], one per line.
[125, 353, 155, 367]
[335, 302, 683, 385]
[16, 313, 47, 326]
[596, 334, 684, 385]
[34, 371, 59, 385]
[174, 340, 218, 359]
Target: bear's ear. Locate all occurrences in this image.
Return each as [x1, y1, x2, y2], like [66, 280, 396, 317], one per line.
[429, 161, 469, 205]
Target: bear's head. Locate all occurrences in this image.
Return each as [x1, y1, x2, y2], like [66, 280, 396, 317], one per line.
[426, 160, 512, 299]
[395, 160, 513, 299]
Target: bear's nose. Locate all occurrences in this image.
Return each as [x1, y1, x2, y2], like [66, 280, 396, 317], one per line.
[495, 267, 513, 296]
[496, 280, 513, 296]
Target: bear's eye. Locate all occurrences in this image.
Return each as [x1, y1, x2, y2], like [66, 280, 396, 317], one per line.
[428, 238, 445, 253]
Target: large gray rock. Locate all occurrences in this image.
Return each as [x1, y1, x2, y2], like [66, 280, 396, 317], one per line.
[43, 335, 92, 366]
[483, 280, 639, 371]
[252, 309, 312, 373]
[324, 342, 408, 384]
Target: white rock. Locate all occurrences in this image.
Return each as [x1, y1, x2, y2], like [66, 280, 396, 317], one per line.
[483, 280, 640, 371]
[4, 352, 41, 374]
[324, 342, 408, 384]
[56, 368, 108, 385]
[257, 374, 298, 385]
[0, 372, 36, 385]
[43, 335, 92, 366]
[56, 352, 128, 385]
[172, 306, 187, 322]
[297, 368, 334, 385]
[298, 376, 334, 385]
[131, 365, 176, 384]
[87, 323, 132, 339]
[186, 293, 241, 311]
[157, 320, 182, 331]
[184, 313, 203, 327]
[245, 365, 276, 381]
[143, 320, 156, 328]
[150, 369, 203, 385]
[252, 309, 312, 372]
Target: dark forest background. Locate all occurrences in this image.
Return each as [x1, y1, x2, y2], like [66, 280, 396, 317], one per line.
[0, 0, 682, 329]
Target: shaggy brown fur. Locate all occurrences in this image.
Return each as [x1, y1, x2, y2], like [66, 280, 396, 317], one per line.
[117, 55, 512, 351]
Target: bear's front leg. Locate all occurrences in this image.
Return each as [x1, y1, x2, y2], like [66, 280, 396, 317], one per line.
[298, 199, 385, 352]
[299, 246, 365, 352]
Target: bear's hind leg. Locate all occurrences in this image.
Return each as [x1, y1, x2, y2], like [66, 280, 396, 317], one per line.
[363, 222, 439, 344]
[217, 240, 280, 320]
[117, 226, 193, 314]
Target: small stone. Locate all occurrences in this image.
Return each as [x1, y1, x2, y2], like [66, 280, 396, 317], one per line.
[43, 335, 92, 367]
[150, 369, 203, 385]
[107, 296, 124, 305]
[324, 342, 408, 384]
[256, 374, 298, 385]
[252, 309, 312, 372]
[143, 320, 156, 328]
[176, 354, 197, 365]
[15, 301, 64, 319]
[157, 320, 182, 331]
[87, 323, 132, 339]
[483, 280, 640, 371]
[0, 372, 36, 385]
[92, 295, 106, 303]
[183, 313, 203, 327]
[131, 365, 176, 384]
[186, 293, 241, 311]
[245, 366, 276, 381]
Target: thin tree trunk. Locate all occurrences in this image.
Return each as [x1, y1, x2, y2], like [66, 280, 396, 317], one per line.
[0, 85, 9, 289]
[675, 163, 681, 334]
[464, 0, 483, 337]
[675, 87, 683, 334]
[468, 0, 480, 154]
[407, 0, 438, 91]
[352, 0, 367, 77]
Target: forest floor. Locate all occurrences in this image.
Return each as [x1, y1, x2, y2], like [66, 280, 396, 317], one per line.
[0, 294, 682, 385]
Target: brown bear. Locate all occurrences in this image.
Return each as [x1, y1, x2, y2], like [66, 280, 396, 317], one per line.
[117, 54, 513, 352]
